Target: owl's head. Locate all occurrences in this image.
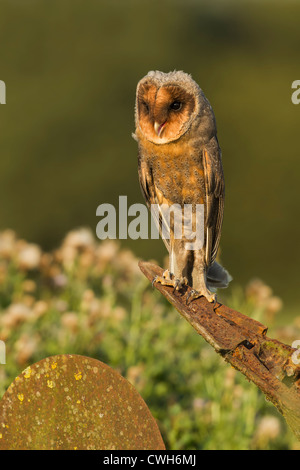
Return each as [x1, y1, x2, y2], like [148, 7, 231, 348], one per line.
[134, 70, 215, 145]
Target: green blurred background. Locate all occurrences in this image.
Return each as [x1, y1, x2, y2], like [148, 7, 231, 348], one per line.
[0, 0, 299, 313]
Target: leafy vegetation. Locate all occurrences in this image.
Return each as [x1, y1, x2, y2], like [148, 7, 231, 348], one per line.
[0, 228, 299, 450]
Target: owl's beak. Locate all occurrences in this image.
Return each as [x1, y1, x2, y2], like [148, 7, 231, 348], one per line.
[154, 121, 166, 137]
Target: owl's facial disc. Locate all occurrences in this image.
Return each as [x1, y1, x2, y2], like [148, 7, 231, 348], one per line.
[137, 83, 196, 144]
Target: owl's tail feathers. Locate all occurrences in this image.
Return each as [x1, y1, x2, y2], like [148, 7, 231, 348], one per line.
[207, 261, 232, 290]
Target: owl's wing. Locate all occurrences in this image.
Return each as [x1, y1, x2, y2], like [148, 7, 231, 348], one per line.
[138, 153, 171, 252]
[203, 136, 225, 266]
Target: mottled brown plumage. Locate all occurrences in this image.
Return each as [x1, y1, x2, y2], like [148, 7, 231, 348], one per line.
[133, 70, 231, 302]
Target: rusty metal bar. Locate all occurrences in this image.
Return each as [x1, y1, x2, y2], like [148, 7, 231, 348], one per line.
[139, 261, 300, 441]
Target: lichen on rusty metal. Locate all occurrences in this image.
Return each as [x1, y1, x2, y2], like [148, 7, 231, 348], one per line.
[0, 354, 165, 450]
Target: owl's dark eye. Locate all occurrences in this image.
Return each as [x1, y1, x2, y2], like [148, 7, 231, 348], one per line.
[170, 101, 182, 111]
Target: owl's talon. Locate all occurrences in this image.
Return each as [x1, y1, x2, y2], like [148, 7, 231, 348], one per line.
[186, 289, 216, 305]
[152, 272, 188, 294]
[186, 289, 198, 305]
[152, 275, 158, 288]
[172, 276, 188, 293]
[152, 270, 173, 288]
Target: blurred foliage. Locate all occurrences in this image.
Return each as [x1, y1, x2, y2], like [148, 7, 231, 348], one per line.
[0, 228, 299, 450]
[0, 0, 299, 311]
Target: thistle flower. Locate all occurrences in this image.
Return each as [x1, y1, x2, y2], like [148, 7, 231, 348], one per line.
[61, 312, 79, 333]
[16, 243, 41, 270]
[1, 303, 32, 328]
[96, 240, 119, 264]
[253, 416, 281, 448]
[32, 300, 48, 319]
[246, 279, 273, 306]
[22, 280, 37, 293]
[63, 228, 95, 250]
[57, 228, 95, 269]
[0, 230, 16, 259]
[14, 333, 39, 365]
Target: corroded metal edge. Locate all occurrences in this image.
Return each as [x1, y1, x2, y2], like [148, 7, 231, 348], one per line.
[139, 260, 300, 440]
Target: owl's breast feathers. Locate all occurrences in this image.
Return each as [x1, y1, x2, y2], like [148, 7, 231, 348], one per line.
[137, 128, 225, 266]
[137, 127, 213, 207]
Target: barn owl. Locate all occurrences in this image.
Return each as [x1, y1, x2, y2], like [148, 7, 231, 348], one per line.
[133, 70, 232, 303]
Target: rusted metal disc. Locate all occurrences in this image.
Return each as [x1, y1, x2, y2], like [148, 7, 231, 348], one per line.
[0, 354, 165, 450]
